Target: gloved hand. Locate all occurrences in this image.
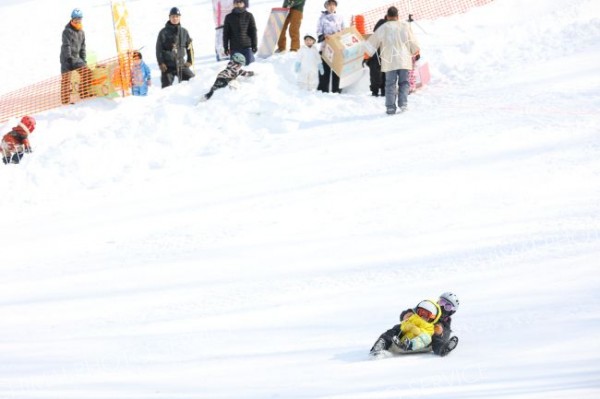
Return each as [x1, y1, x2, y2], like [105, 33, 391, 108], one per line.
[159, 63, 168, 73]
[24, 146, 33, 153]
[246, 71, 255, 77]
[224, 48, 230, 56]
[294, 62, 300, 73]
[414, 51, 421, 61]
[401, 321, 414, 333]
[252, 47, 257, 54]
[410, 326, 421, 336]
[362, 59, 368, 68]
[184, 62, 192, 68]
[434, 324, 444, 335]
[318, 63, 324, 75]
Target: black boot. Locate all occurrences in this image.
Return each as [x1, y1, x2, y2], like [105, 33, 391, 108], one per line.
[439, 336, 459, 357]
[11, 152, 23, 164]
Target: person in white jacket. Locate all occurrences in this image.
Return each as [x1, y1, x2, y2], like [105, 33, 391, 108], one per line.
[365, 6, 420, 115]
[295, 34, 324, 91]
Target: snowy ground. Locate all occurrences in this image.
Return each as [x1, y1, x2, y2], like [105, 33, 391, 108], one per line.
[1, 0, 600, 398]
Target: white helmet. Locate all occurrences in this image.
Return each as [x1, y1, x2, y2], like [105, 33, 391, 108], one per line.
[439, 292, 460, 313]
[414, 300, 441, 323]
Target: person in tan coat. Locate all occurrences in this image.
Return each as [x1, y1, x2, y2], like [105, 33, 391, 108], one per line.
[365, 6, 420, 115]
[277, 0, 306, 52]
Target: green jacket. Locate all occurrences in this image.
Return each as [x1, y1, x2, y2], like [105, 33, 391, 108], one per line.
[283, 0, 305, 12]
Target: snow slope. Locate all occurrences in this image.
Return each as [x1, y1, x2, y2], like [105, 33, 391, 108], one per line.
[1, 0, 600, 398]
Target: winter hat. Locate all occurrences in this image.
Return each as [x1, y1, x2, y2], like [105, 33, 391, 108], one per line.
[18, 115, 36, 135]
[169, 7, 181, 16]
[303, 33, 316, 41]
[71, 8, 83, 19]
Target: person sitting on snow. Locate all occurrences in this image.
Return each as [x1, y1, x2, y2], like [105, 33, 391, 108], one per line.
[202, 53, 255, 101]
[370, 296, 456, 356]
[294, 33, 324, 91]
[2, 115, 36, 165]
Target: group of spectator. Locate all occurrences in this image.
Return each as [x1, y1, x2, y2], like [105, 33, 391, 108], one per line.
[59, 2, 420, 115]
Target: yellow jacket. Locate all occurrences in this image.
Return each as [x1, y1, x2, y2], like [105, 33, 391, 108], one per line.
[400, 302, 441, 350]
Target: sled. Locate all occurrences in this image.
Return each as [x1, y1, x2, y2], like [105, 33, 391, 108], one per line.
[370, 336, 458, 359]
[256, 8, 289, 59]
[410, 61, 431, 91]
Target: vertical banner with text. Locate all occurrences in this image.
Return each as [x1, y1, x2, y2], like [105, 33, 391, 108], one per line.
[111, 0, 133, 95]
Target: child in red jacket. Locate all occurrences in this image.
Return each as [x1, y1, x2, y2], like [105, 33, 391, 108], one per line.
[2, 115, 36, 164]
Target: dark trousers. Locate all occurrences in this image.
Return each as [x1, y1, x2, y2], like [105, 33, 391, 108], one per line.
[204, 77, 230, 100]
[370, 324, 400, 353]
[367, 56, 385, 95]
[318, 61, 340, 93]
[60, 72, 71, 104]
[161, 66, 195, 88]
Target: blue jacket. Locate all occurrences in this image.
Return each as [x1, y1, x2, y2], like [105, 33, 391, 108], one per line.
[131, 60, 151, 96]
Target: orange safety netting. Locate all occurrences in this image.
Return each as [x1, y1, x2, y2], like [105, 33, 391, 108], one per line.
[355, 0, 494, 34]
[0, 54, 132, 123]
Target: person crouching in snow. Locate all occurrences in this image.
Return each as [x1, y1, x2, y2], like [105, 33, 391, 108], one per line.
[295, 33, 323, 91]
[370, 299, 441, 355]
[202, 53, 254, 101]
[131, 50, 151, 96]
[2, 116, 36, 165]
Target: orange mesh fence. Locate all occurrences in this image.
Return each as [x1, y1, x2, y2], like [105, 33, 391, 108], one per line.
[356, 0, 494, 34]
[0, 54, 132, 123]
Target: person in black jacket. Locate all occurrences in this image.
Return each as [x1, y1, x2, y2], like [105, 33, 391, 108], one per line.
[366, 15, 387, 97]
[156, 7, 195, 88]
[223, 0, 258, 66]
[60, 8, 93, 104]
